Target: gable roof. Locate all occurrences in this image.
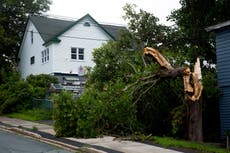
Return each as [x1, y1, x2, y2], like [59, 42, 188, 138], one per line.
[30, 16, 73, 43]
[29, 14, 126, 45]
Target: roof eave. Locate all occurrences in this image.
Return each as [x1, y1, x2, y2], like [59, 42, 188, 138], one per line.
[43, 38, 61, 46]
[206, 20, 230, 32]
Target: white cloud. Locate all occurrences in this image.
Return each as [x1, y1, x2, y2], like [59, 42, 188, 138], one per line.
[48, 0, 180, 25]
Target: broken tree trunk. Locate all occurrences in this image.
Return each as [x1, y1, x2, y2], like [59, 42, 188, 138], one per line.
[184, 57, 203, 142]
[143, 47, 203, 142]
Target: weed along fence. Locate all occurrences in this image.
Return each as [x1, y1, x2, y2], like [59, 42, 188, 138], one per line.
[32, 98, 53, 110]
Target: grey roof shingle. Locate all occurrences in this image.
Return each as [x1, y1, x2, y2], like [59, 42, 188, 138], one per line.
[30, 16, 73, 43]
[101, 24, 127, 40]
[29, 14, 126, 44]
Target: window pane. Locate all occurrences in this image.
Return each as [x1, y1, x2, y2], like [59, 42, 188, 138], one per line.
[79, 55, 84, 60]
[46, 49, 49, 61]
[78, 48, 84, 60]
[71, 54, 77, 59]
[30, 56, 35, 65]
[71, 48, 77, 53]
[78, 48, 84, 54]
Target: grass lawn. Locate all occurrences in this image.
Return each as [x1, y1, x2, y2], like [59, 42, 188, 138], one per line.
[150, 136, 229, 153]
[6, 108, 53, 121]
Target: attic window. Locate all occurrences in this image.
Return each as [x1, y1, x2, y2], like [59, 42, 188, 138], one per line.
[84, 22, 90, 27]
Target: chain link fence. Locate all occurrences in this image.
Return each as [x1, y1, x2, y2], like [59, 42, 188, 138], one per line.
[31, 98, 53, 110]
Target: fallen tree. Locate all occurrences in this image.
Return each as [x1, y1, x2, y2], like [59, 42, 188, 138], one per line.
[126, 47, 203, 141]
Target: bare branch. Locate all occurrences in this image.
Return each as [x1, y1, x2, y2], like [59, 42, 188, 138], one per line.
[142, 54, 147, 67]
[122, 74, 157, 92]
[132, 79, 159, 106]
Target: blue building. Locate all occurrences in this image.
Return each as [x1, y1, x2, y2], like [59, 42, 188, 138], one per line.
[206, 21, 230, 138]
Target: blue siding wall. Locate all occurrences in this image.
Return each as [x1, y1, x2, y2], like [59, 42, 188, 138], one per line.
[216, 28, 230, 137]
[219, 87, 230, 137]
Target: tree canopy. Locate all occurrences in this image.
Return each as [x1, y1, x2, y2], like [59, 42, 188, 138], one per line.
[0, 0, 52, 83]
[169, 0, 230, 63]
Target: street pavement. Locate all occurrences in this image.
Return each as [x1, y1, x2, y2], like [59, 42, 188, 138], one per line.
[0, 116, 183, 153]
[0, 129, 72, 153]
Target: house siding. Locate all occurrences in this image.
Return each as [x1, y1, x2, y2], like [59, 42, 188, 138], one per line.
[216, 27, 230, 137]
[19, 21, 53, 78]
[52, 17, 110, 74]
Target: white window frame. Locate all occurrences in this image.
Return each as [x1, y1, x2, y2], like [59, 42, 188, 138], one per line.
[71, 47, 84, 61]
[41, 48, 49, 63]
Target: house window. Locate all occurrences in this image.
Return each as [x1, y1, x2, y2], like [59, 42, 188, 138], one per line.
[41, 48, 49, 63]
[30, 56, 35, 65]
[84, 22, 90, 27]
[78, 48, 84, 60]
[71, 48, 77, 59]
[71, 47, 84, 60]
[30, 30, 33, 44]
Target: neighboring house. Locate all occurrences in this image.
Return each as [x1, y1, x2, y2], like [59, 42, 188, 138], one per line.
[18, 14, 126, 93]
[206, 21, 230, 138]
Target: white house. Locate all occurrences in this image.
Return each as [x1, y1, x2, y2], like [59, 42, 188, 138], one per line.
[18, 14, 126, 92]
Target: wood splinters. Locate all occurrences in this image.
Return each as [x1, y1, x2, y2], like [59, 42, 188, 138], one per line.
[143, 47, 203, 103]
[143, 47, 174, 70]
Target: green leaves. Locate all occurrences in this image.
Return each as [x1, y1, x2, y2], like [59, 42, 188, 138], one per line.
[0, 0, 51, 78]
[0, 73, 33, 114]
[52, 81, 140, 138]
[0, 73, 58, 114]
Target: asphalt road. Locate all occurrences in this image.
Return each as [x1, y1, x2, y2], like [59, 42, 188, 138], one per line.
[0, 129, 73, 153]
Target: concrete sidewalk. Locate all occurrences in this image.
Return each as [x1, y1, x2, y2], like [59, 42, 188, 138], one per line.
[0, 116, 183, 153]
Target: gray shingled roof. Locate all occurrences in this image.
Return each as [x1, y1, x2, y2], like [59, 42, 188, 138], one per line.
[30, 16, 73, 43]
[101, 24, 126, 40]
[30, 14, 126, 44]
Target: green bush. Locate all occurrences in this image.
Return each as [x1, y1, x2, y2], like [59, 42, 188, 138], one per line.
[0, 73, 59, 114]
[52, 91, 77, 137]
[0, 73, 33, 114]
[52, 81, 140, 138]
[26, 74, 58, 98]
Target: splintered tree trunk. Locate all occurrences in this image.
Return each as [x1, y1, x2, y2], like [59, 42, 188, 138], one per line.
[185, 57, 203, 142]
[186, 98, 203, 142]
[143, 47, 204, 142]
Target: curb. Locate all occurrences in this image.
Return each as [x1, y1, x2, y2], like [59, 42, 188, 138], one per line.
[0, 124, 104, 153]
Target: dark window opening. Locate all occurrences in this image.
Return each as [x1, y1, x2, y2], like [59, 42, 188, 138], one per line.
[30, 56, 35, 65]
[84, 22, 90, 27]
[30, 30, 33, 44]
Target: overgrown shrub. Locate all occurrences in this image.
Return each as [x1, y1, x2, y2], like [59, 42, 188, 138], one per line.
[26, 74, 58, 98]
[52, 81, 140, 138]
[52, 91, 77, 137]
[0, 73, 59, 114]
[0, 73, 33, 114]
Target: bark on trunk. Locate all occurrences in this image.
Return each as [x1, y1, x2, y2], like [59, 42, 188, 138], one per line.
[143, 47, 204, 142]
[186, 98, 203, 142]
